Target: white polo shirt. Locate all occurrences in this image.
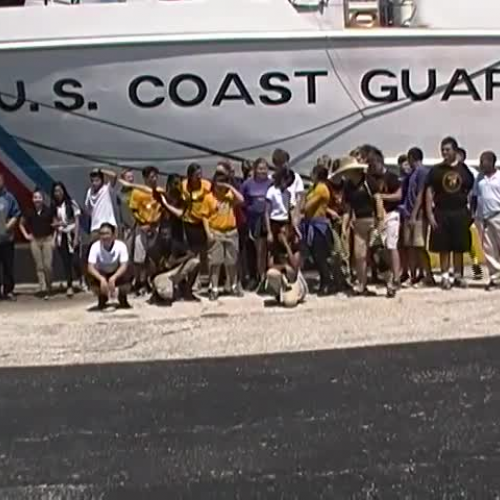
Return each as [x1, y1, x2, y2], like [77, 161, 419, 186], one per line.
[88, 239, 129, 274]
[266, 186, 293, 222]
[473, 170, 500, 221]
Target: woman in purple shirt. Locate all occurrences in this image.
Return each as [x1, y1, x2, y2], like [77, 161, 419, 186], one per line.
[241, 158, 272, 290]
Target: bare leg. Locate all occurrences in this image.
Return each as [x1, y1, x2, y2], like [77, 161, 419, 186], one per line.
[355, 255, 368, 292]
[418, 248, 433, 281]
[209, 264, 221, 300]
[399, 247, 409, 279]
[226, 264, 239, 290]
[256, 238, 267, 282]
[452, 252, 464, 277]
[389, 248, 401, 283]
[408, 247, 418, 281]
[440, 251, 452, 289]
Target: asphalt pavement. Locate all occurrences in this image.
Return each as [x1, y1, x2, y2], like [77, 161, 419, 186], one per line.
[2, 336, 500, 499]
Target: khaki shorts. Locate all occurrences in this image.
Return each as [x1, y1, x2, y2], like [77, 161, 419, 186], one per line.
[353, 218, 374, 260]
[403, 219, 428, 248]
[208, 229, 239, 266]
[381, 211, 400, 251]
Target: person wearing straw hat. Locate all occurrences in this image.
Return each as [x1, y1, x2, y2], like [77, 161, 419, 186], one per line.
[337, 156, 380, 296]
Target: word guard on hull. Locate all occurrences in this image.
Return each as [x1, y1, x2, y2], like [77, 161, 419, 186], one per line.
[361, 68, 500, 103]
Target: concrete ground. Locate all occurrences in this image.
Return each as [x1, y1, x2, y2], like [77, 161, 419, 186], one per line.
[1, 279, 497, 368]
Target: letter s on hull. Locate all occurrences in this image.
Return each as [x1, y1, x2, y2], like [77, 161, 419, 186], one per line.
[361, 69, 398, 103]
[259, 72, 292, 105]
[54, 78, 85, 111]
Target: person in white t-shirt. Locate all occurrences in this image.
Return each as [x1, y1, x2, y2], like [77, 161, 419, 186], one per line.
[265, 167, 301, 266]
[271, 148, 305, 218]
[84, 169, 118, 239]
[87, 222, 131, 310]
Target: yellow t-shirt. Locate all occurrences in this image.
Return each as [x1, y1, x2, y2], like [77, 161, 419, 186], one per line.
[304, 182, 330, 219]
[129, 189, 163, 225]
[202, 190, 237, 232]
[182, 178, 212, 224]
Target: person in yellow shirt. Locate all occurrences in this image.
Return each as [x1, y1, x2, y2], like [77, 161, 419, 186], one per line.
[129, 166, 163, 293]
[301, 165, 336, 296]
[201, 171, 244, 301]
[182, 163, 212, 255]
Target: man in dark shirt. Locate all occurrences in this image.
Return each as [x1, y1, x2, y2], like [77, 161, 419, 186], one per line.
[151, 188, 200, 304]
[19, 189, 55, 298]
[366, 148, 402, 298]
[343, 168, 377, 296]
[425, 136, 474, 289]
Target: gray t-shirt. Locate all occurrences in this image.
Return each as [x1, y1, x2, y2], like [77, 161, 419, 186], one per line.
[0, 189, 21, 243]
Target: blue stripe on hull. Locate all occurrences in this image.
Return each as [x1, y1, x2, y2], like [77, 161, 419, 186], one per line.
[0, 124, 54, 193]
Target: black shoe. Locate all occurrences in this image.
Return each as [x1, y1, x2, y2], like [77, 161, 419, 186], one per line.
[245, 279, 259, 292]
[208, 289, 219, 301]
[454, 277, 468, 289]
[400, 272, 410, 284]
[97, 296, 108, 310]
[386, 287, 397, 299]
[318, 284, 337, 297]
[353, 287, 377, 297]
[231, 285, 244, 298]
[485, 280, 497, 291]
[183, 290, 201, 302]
[118, 293, 132, 309]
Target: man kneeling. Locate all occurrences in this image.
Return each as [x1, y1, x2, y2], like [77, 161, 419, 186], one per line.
[152, 253, 201, 304]
[87, 223, 132, 310]
[266, 222, 308, 308]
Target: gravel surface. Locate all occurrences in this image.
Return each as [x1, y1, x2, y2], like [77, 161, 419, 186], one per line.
[0, 282, 497, 368]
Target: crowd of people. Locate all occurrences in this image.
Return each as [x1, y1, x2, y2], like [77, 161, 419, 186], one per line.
[0, 135, 499, 310]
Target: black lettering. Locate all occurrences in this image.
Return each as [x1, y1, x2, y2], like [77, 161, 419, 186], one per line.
[129, 76, 165, 108]
[212, 73, 255, 106]
[259, 72, 292, 105]
[485, 68, 500, 101]
[441, 69, 481, 101]
[169, 74, 207, 107]
[361, 69, 398, 103]
[0, 81, 26, 112]
[294, 70, 328, 104]
[402, 69, 437, 101]
[54, 78, 85, 111]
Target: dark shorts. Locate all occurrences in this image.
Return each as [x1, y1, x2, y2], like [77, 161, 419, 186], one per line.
[88, 269, 132, 289]
[184, 222, 207, 254]
[247, 214, 267, 240]
[429, 210, 472, 253]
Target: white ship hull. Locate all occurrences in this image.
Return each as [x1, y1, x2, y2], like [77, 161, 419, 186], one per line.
[1, 1, 500, 202]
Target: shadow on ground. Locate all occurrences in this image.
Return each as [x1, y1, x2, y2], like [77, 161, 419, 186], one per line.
[1, 337, 500, 499]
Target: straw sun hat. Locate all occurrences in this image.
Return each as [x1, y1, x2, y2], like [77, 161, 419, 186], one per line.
[329, 156, 368, 180]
